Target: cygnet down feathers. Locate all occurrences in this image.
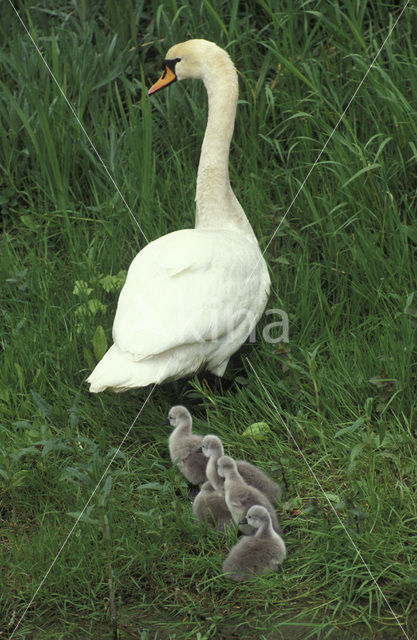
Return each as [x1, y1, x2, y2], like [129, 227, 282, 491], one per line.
[217, 455, 281, 534]
[166, 406, 207, 485]
[222, 505, 286, 582]
[200, 434, 281, 502]
[192, 481, 232, 532]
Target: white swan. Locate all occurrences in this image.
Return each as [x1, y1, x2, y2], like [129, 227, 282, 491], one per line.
[87, 39, 271, 392]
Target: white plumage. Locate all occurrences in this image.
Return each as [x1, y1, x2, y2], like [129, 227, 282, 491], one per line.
[87, 39, 270, 392]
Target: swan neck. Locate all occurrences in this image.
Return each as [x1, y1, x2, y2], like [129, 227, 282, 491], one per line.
[175, 421, 192, 436]
[207, 456, 224, 490]
[225, 467, 243, 483]
[195, 62, 255, 238]
[256, 520, 273, 538]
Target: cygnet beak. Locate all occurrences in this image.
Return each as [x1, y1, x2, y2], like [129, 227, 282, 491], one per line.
[195, 447, 202, 453]
[162, 419, 170, 426]
[239, 517, 248, 525]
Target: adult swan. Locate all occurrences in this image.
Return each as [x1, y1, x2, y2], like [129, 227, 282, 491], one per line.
[87, 40, 271, 392]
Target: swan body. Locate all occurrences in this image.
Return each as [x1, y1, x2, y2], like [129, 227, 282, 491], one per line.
[87, 39, 270, 392]
[166, 406, 207, 485]
[222, 505, 286, 581]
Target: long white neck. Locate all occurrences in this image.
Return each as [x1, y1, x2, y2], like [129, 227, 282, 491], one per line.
[195, 59, 257, 241]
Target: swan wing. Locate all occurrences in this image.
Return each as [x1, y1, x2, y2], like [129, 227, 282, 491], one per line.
[112, 228, 269, 361]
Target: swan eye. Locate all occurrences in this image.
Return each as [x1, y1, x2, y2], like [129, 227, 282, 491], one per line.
[163, 57, 181, 74]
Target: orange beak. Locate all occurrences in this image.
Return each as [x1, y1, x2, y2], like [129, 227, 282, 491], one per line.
[148, 65, 177, 95]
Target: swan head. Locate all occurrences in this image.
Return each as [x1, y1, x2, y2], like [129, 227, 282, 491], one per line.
[200, 434, 224, 459]
[217, 454, 236, 478]
[239, 505, 271, 529]
[165, 405, 192, 428]
[148, 39, 234, 95]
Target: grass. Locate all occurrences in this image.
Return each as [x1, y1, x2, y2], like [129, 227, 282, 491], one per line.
[1, 0, 417, 638]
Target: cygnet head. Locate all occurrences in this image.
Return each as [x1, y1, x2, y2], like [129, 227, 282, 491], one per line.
[165, 405, 192, 429]
[200, 434, 224, 459]
[239, 505, 271, 530]
[217, 455, 237, 479]
[148, 39, 235, 95]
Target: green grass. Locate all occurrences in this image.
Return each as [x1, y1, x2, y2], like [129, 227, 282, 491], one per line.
[1, 0, 417, 638]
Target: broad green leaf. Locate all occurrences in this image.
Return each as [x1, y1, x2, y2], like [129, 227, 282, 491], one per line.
[137, 482, 166, 490]
[403, 225, 417, 245]
[0, 469, 9, 481]
[61, 467, 94, 488]
[105, 447, 126, 462]
[99, 272, 126, 292]
[100, 475, 113, 506]
[73, 280, 92, 296]
[10, 470, 29, 488]
[20, 214, 38, 230]
[378, 421, 387, 446]
[93, 325, 108, 361]
[323, 493, 339, 503]
[83, 347, 95, 370]
[334, 416, 365, 438]
[68, 510, 99, 526]
[88, 299, 107, 315]
[31, 391, 53, 418]
[350, 442, 365, 463]
[242, 421, 272, 440]
[37, 438, 72, 458]
[13, 446, 39, 460]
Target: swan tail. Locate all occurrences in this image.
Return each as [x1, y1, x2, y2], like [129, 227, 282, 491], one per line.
[86, 344, 158, 392]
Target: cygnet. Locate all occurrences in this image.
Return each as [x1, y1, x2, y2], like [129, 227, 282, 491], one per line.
[192, 481, 232, 531]
[217, 455, 281, 534]
[199, 435, 281, 502]
[166, 405, 207, 485]
[222, 505, 286, 581]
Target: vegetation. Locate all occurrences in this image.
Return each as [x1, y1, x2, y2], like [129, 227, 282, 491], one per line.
[1, 1, 416, 638]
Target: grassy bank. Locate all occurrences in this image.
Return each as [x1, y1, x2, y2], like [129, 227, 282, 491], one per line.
[1, 1, 416, 638]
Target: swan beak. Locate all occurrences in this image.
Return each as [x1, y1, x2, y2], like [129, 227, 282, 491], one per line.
[195, 447, 202, 453]
[148, 66, 177, 95]
[239, 517, 248, 525]
[162, 419, 170, 426]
